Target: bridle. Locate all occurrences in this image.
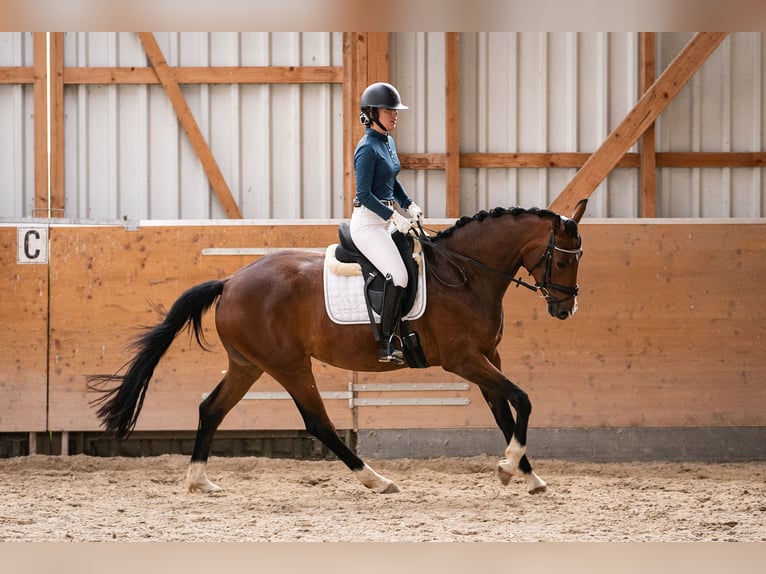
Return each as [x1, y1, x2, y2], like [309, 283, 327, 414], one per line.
[414, 221, 583, 303]
[525, 228, 583, 303]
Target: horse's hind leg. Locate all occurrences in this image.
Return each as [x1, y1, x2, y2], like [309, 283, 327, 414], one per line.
[272, 360, 399, 494]
[187, 360, 264, 493]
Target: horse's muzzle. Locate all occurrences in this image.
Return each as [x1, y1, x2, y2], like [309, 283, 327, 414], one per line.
[549, 298, 577, 320]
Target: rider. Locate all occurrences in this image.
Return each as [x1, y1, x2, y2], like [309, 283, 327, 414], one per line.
[350, 81, 423, 364]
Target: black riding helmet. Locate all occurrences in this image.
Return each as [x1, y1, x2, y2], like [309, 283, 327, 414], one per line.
[359, 82, 408, 130]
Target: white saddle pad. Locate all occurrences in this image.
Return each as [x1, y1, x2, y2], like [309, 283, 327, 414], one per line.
[323, 244, 427, 325]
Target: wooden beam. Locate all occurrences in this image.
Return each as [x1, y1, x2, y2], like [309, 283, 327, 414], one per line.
[343, 33, 361, 218]
[0, 67, 35, 83]
[639, 32, 657, 217]
[445, 32, 460, 218]
[33, 33, 48, 216]
[401, 152, 640, 170]
[656, 152, 766, 168]
[399, 151, 766, 171]
[367, 33, 389, 83]
[459, 152, 640, 169]
[49, 33, 65, 216]
[63, 66, 343, 85]
[137, 32, 242, 219]
[549, 32, 729, 215]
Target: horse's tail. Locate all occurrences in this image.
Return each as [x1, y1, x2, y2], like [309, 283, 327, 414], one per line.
[88, 279, 225, 439]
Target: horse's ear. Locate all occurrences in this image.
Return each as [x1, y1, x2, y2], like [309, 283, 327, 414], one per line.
[571, 199, 588, 223]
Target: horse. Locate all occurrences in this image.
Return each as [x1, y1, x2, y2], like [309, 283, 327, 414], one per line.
[89, 199, 587, 495]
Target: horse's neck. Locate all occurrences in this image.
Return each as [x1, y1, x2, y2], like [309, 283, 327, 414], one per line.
[442, 216, 537, 275]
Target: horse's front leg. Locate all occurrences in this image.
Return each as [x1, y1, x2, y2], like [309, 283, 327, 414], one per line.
[480, 387, 547, 494]
[449, 352, 546, 494]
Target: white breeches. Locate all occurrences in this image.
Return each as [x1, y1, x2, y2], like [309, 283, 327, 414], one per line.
[349, 206, 409, 288]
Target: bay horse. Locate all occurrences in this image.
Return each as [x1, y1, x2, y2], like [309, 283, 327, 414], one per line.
[89, 199, 587, 495]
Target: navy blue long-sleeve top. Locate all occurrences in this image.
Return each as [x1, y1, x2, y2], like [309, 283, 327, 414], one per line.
[353, 128, 413, 220]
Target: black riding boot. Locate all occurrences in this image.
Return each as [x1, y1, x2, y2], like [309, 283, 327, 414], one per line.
[378, 276, 406, 364]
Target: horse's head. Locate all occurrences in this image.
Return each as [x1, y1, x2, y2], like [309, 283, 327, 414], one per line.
[523, 199, 587, 320]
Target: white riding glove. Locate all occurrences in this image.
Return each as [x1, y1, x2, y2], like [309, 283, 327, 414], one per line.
[407, 202, 424, 223]
[391, 210, 413, 234]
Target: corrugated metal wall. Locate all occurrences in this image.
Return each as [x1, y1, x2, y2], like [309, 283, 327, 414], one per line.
[0, 32, 35, 218]
[657, 32, 765, 217]
[391, 32, 764, 218]
[1, 32, 764, 221]
[62, 32, 344, 220]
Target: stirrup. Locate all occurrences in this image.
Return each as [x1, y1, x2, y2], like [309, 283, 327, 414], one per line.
[378, 336, 405, 365]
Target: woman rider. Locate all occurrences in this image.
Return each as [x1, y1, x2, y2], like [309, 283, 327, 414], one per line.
[350, 82, 423, 364]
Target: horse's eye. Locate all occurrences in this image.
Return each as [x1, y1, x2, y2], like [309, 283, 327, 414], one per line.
[556, 261, 568, 270]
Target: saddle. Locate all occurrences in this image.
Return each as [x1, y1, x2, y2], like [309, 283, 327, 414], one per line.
[334, 222, 419, 317]
[333, 222, 428, 368]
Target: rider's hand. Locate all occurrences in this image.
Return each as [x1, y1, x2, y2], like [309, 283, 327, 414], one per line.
[407, 202, 423, 223]
[391, 210, 413, 234]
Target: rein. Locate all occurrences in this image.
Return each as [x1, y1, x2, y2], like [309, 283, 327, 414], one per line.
[413, 221, 582, 301]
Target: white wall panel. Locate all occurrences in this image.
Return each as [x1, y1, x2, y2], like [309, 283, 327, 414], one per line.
[389, 32, 447, 218]
[0, 32, 35, 218]
[392, 32, 642, 219]
[657, 33, 765, 217]
[62, 32, 343, 221]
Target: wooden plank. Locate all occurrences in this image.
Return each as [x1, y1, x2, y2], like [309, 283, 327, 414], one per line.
[656, 152, 766, 168]
[640, 32, 657, 217]
[367, 33, 389, 83]
[137, 32, 243, 219]
[0, 227, 48, 432]
[399, 153, 447, 170]
[445, 32, 461, 218]
[343, 32, 360, 218]
[32, 33, 48, 216]
[0, 67, 35, 83]
[63, 66, 343, 85]
[402, 151, 765, 171]
[549, 32, 729, 215]
[49, 33, 65, 217]
[460, 153, 640, 169]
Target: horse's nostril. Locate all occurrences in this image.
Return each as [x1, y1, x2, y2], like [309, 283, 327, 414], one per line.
[557, 309, 570, 320]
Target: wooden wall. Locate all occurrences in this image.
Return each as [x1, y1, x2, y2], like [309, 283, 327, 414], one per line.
[0, 226, 48, 432]
[1, 220, 764, 435]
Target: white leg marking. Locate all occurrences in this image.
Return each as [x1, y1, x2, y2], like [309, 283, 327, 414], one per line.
[504, 437, 526, 469]
[354, 464, 400, 494]
[497, 437, 527, 486]
[186, 461, 222, 493]
[525, 471, 547, 494]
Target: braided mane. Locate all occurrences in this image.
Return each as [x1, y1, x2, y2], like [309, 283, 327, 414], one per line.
[433, 206, 566, 241]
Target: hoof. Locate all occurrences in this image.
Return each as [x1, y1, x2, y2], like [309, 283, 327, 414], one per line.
[188, 481, 222, 494]
[379, 481, 400, 494]
[526, 471, 547, 495]
[497, 459, 515, 485]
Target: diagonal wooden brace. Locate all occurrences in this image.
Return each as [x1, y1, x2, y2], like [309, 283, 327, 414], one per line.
[549, 32, 729, 216]
[138, 32, 242, 219]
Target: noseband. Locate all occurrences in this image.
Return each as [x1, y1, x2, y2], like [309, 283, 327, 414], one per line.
[526, 229, 583, 304]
